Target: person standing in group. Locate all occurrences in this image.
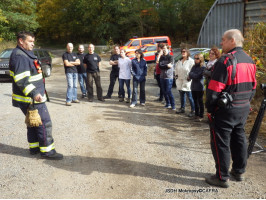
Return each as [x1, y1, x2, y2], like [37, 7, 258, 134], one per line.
[9, 31, 63, 160]
[118, 49, 132, 103]
[76, 44, 87, 98]
[103, 45, 121, 100]
[205, 29, 256, 188]
[62, 43, 80, 106]
[188, 53, 206, 121]
[83, 44, 104, 102]
[130, 49, 147, 108]
[154, 43, 164, 102]
[175, 48, 195, 115]
[203, 47, 221, 89]
[158, 43, 175, 110]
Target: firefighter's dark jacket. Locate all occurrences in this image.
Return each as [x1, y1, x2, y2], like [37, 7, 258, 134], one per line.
[206, 47, 257, 113]
[9, 45, 46, 107]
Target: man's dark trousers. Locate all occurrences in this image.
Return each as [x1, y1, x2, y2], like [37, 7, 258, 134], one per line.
[210, 104, 250, 181]
[106, 71, 120, 97]
[87, 71, 103, 100]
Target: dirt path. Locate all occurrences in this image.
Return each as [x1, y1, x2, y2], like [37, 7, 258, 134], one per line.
[0, 56, 265, 198]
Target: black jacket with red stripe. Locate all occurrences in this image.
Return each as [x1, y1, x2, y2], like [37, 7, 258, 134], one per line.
[206, 47, 257, 113]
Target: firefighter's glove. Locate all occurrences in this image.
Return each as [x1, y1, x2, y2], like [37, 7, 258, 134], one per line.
[25, 109, 42, 127]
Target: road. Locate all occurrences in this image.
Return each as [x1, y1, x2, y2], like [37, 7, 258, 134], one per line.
[0, 55, 265, 198]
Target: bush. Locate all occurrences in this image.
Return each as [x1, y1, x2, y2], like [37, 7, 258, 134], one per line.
[0, 40, 16, 52]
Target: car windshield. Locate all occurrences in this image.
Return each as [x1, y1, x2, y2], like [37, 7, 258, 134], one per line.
[0, 49, 13, 59]
[123, 40, 132, 46]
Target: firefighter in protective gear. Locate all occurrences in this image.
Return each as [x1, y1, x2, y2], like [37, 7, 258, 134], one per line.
[9, 31, 63, 160]
[205, 29, 256, 188]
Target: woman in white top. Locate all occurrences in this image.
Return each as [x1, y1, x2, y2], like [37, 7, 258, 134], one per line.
[175, 48, 195, 115]
[118, 49, 132, 103]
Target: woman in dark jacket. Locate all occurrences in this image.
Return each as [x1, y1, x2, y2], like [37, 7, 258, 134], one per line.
[130, 49, 147, 108]
[188, 53, 206, 121]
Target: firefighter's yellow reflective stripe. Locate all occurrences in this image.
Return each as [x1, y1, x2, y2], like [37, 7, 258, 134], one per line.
[40, 143, 55, 153]
[12, 94, 32, 103]
[29, 142, 39, 148]
[23, 84, 36, 96]
[13, 71, 30, 82]
[12, 93, 47, 104]
[29, 73, 43, 82]
[10, 70, 14, 77]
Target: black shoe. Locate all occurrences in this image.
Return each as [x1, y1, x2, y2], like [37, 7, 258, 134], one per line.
[98, 98, 105, 102]
[230, 169, 244, 181]
[30, 149, 40, 155]
[103, 95, 111, 99]
[176, 108, 185, 114]
[188, 111, 195, 117]
[205, 175, 229, 188]
[119, 98, 124, 102]
[82, 94, 86, 98]
[88, 98, 93, 102]
[41, 152, 64, 160]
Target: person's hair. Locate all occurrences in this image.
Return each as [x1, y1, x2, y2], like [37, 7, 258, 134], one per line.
[88, 43, 94, 48]
[210, 47, 221, 59]
[78, 44, 84, 48]
[195, 53, 205, 67]
[161, 43, 169, 49]
[114, 45, 120, 49]
[135, 49, 144, 59]
[120, 49, 126, 53]
[180, 48, 190, 60]
[224, 29, 244, 47]
[17, 31, 34, 42]
[67, 43, 73, 47]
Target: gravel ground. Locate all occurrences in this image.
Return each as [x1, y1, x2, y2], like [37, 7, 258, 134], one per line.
[0, 55, 265, 199]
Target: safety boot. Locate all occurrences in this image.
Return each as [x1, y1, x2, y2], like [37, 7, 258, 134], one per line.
[205, 175, 229, 188]
[41, 152, 64, 160]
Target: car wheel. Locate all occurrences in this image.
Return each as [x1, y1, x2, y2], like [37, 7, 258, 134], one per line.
[43, 65, 51, 77]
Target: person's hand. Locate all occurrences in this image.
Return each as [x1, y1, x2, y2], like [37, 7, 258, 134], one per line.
[34, 94, 43, 102]
[167, 63, 173, 68]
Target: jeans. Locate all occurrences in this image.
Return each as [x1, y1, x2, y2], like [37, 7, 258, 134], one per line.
[192, 91, 204, 117]
[119, 79, 131, 99]
[66, 73, 78, 103]
[107, 71, 120, 97]
[87, 71, 103, 99]
[132, 79, 145, 105]
[155, 74, 163, 101]
[179, 90, 195, 111]
[78, 73, 87, 95]
[161, 78, 175, 109]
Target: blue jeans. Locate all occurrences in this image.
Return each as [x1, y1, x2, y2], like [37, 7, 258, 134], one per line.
[132, 79, 145, 105]
[66, 73, 78, 103]
[161, 78, 175, 109]
[119, 79, 131, 99]
[78, 73, 87, 95]
[179, 90, 195, 111]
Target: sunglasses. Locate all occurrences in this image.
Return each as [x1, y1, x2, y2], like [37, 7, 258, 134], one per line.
[194, 58, 200, 60]
[181, 51, 187, 53]
[209, 52, 215, 55]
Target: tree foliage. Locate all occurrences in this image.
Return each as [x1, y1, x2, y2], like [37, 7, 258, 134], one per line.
[36, 0, 215, 45]
[0, 0, 39, 41]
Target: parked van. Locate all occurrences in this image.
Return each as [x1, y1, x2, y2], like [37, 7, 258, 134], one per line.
[121, 36, 172, 53]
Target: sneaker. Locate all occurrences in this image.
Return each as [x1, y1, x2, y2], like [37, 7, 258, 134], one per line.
[66, 102, 71, 106]
[176, 108, 185, 114]
[98, 98, 105, 102]
[130, 104, 136, 108]
[119, 98, 124, 102]
[195, 117, 204, 122]
[172, 108, 176, 111]
[41, 152, 64, 160]
[164, 105, 171, 109]
[103, 95, 111, 99]
[72, 99, 80, 103]
[230, 169, 244, 181]
[205, 175, 229, 188]
[82, 94, 86, 98]
[140, 103, 145, 106]
[188, 111, 195, 117]
[126, 98, 130, 103]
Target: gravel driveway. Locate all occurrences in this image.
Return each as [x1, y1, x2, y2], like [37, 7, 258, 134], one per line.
[0, 56, 265, 198]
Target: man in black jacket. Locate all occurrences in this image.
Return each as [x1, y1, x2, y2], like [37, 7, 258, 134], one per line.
[205, 29, 256, 188]
[9, 31, 63, 160]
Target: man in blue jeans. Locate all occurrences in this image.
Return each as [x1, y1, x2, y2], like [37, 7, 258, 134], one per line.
[77, 44, 87, 98]
[62, 43, 80, 106]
